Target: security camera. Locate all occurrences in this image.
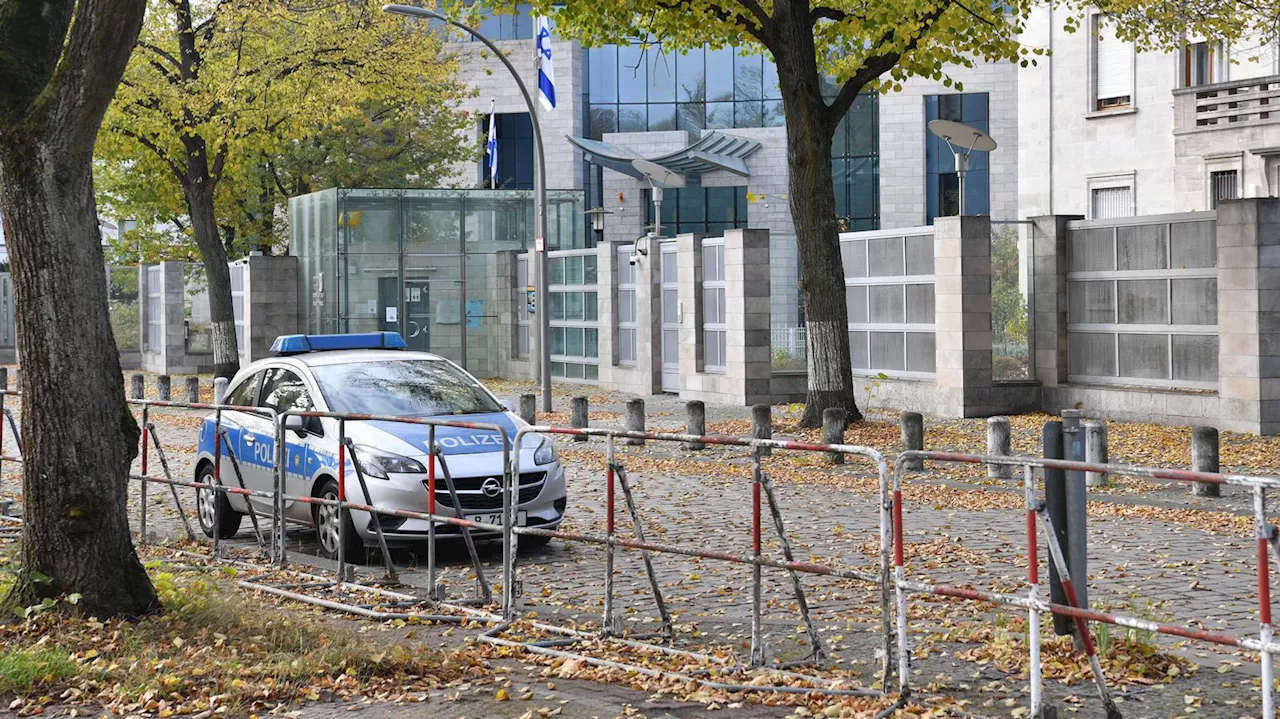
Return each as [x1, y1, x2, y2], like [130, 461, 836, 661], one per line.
[628, 253, 639, 266]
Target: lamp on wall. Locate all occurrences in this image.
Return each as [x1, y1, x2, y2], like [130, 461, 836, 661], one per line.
[584, 206, 612, 234]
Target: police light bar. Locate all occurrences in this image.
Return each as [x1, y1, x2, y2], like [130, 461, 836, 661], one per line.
[270, 332, 408, 355]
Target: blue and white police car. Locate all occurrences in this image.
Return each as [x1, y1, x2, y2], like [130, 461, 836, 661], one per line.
[193, 332, 566, 559]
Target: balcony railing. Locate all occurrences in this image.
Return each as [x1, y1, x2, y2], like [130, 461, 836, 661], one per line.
[1174, 76, 1280, 133]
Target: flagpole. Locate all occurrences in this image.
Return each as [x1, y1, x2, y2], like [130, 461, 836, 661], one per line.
[382, 4, 552, 413]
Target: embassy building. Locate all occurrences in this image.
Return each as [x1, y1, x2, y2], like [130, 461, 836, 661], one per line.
[442, 6, 1019, 332]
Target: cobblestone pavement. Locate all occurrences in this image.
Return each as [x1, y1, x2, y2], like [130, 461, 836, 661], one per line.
[1, 378, 1278, 716]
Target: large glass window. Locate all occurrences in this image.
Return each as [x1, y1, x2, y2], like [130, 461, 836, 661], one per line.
[643, 186, 748, 236]
[481, 113, 534, 190]
[472, 4, 534, 41]
[925, 93, 989, 224]
[833, 93, 880, 232]
[587, 44, 787, 137]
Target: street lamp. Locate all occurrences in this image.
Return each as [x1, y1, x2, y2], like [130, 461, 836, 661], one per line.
[383, 4, 553, 412]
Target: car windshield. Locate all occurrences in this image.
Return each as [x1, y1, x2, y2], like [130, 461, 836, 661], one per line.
[310, 359, 503, 417]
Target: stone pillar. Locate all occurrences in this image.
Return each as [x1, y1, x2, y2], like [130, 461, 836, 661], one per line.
[1029, 215, 1079, 388]
[1192, 426, 1221, 497]
[900, 412, 924, 471]
[987, 416, 1012, 479]
[933, 215, 996, 417]
[570, 396, 589, 441]
[518, 394, 537, 425]
[1217, 198, 1280, 435]
[684, 400, 705, 451]
[243, 255, 299, 364]
[637, 238, 663, 395]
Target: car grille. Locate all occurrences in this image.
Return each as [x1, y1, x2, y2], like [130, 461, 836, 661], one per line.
[426, 472, 545, 511]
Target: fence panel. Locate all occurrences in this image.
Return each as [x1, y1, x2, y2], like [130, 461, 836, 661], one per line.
[991, 221, 1033, 380]
[183, 264, 214, 355]
[839, 226, 936, 377]
[145, 266, 162, 351]
[1065, 212, 1218, 389]
[546, 249, 599, 381]
[106, 266, 141, 351]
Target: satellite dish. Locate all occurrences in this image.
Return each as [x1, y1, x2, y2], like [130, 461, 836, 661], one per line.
[926, 120, 997, 216]
[631, 159, 686, 189]
[927, 119, 997, 153]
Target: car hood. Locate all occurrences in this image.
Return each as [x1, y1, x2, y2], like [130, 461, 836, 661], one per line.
[362, 411, 535, 457]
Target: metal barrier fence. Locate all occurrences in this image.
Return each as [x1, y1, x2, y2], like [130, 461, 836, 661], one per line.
[893, 450, 1280, 717]
[0, 394, 902, 700]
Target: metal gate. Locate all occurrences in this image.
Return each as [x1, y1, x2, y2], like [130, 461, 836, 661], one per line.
[659, 242, 680, 393]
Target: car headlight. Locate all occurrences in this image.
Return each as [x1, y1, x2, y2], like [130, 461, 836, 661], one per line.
[534, 437, 557, 466]
[352, 445, 426, 480]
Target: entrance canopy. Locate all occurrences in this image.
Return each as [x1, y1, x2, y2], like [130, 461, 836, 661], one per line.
[567, 131, 762, 179]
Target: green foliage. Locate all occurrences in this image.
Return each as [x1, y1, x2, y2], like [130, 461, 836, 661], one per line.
[96, 0, 475, 262]
[0, 647, 78, 694]
[771, 346, 805, 370]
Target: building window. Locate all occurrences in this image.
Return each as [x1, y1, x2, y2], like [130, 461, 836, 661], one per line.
[480, 113, 534, 190]
[643, 186, 748, 236]
[1091, 186, 1133, 219]
[701, 239, 727, 371]
[833, 93, 880, 231]
[1210, 170, 1239, 208]
[587, 44, 782, 138]
[1185, 40, 1226, 87]
[925, 93, 989, 224]
[1093, 15, 1133, 110]
[616, 245, 637, 364]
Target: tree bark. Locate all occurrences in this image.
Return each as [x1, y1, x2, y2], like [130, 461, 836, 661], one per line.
[773, 2, 862, 428]
[0, 0, 157, 618]
[185, 180, 240, 378]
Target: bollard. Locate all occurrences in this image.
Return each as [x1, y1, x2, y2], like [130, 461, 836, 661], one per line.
[986, 416, 1012, 479]
[570, 396, 589, 442]
[1192, 426, 1221, 498]
[1085, 420, 1109, 487]
[130, 373, 145, 400]
[518, 393, 537, 425]
[157, 375, 172, 401]
[625, 398, 645, 446]
[823, 408, 846, 465]
[213, 377, 229, 405]
[185, 376, 200, 404]
[1043, 420, 1072, 637]
[1060, 409, 1089, 621]
[752, 404, 772, 457]
[900, 411, 923, 472]
[683, 400, 705, 451]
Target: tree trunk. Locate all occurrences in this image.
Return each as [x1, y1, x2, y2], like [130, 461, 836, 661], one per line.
[0, 0, 154, 619]
[773, 5, 862, 428]
[185, 181, 240, 379]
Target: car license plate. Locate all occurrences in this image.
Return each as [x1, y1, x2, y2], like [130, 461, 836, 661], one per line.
[465, 511, 526, 529]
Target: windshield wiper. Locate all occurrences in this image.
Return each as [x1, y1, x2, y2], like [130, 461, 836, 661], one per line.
[449, 408, 499, 416]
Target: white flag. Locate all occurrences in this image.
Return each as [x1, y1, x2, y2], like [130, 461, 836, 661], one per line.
[535, 16, 556, 112]
[486, 100, 498, 187]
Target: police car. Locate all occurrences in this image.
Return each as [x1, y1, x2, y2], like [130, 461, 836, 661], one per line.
[193, 332, 566, 560]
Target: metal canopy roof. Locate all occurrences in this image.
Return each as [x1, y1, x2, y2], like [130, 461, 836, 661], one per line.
[566, 131, 762, 180]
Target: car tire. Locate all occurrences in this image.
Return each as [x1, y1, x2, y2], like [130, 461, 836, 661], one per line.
[313, 478, 363, 562]
[197, 463, 243, 540]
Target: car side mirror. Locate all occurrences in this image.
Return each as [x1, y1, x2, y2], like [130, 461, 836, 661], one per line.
[284, 414, 308, 438]
[500, 400, 514, 412]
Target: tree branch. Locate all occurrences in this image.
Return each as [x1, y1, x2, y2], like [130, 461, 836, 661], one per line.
[824, 3, 952, 125]
[115, 126, 188, 185]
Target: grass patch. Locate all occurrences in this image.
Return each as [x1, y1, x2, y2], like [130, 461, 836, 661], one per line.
[0, 647, 78, 694]
[0, 567, 480, 715]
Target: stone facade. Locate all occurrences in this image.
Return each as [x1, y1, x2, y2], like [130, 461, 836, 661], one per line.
[1017, 5, 1280, 220]
[239, 255, 299, 365]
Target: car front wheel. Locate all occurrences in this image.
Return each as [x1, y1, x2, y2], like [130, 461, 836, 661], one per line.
[312, 478, 363, 562]
[197, 463, 243, 539]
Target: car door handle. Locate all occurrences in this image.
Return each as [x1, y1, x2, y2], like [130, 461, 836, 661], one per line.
[244, 434, 256, 444]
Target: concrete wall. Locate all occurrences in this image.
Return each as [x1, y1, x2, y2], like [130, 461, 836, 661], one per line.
[240, 255, 299, 365]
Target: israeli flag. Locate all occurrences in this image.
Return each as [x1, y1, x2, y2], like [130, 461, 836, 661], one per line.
[535, 16, 556, 112]
[486, 100, 497, 187]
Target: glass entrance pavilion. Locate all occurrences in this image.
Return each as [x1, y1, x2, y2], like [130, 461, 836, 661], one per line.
[289, 187, 585, 377]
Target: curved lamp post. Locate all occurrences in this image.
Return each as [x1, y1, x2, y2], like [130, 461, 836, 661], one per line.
[383, 4, 552, 413]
